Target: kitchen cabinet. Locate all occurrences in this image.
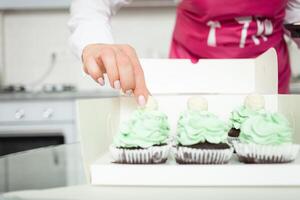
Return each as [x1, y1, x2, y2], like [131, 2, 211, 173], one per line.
[0, 0, 71, 10]
[0, 0, 177, 10]
[7, 148, 66, 191]
[0, 92, 116, 192]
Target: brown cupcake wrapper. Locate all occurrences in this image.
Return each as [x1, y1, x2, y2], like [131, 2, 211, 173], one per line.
[233, 141, 300, 164]
[174, 146, 234, 164]
[110, 144, 171, 164]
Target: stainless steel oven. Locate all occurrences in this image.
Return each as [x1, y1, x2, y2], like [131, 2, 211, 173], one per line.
[0, 98, 80, 192]
[0, 99, 78, 156]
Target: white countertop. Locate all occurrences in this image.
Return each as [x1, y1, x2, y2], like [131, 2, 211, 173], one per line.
[0, 91, 118, 101]
[2, 144, 300, 200]
[3, 184, 300, 200]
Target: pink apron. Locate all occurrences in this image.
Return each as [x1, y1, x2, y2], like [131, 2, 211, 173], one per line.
[170, 0, 290, 93]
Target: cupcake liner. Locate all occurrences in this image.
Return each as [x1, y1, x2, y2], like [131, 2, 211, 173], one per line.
[110, 144, 171, 164]
[233, 141, 300, 164]
[174, 146, 234, 164]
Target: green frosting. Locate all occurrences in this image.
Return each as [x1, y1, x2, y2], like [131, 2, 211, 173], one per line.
[240, 113, 293, 145]
[230, 106, 265, 129]
[177, 110, 229, 145]
[113, 108, 170, 148]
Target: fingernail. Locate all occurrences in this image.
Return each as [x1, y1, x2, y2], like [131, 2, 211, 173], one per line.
[114, 80, 121, 90]
[125, 89, 133, 96]
[97, 77, 105, 86]
[138, 95, 146, 106]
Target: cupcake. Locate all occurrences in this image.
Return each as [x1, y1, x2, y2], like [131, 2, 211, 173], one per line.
[228, 94, 266, 144]
[233, 112, 300, 164]
[175, 96, 233, 164]
[110, 96, 171, 164]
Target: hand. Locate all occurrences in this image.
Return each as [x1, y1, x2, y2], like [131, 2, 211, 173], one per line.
[82, 44, 150, 106]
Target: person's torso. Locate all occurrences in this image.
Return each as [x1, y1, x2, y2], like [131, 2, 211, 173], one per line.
[172, 0, 288, 58]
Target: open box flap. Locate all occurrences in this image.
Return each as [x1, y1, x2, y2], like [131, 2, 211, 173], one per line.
[141, 48, 277, 94]
[76, 98, 120, 182]
[278, 95, 300, 142]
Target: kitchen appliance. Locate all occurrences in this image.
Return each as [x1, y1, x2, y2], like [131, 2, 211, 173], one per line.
[0, 84, 76, 94]
[0, 99, 77, 156]
[0, 84, 78, 157]
[0, 85, 26, 93]
[0, 94, 79, 191]
[0, 84, 116, 192]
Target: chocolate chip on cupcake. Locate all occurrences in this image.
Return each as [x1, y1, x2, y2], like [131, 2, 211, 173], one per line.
[110, 96, 171, 164]
[228, 94, 266, 144]
[175, 96, 233, 164]
[233, 112, 300, 164]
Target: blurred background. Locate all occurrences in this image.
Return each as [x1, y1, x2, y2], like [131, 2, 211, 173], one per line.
[0, 0, 299, 92]
[0, 0, 178, 91]
[0, 0, 178, 194]
[0, 0, 299, 195]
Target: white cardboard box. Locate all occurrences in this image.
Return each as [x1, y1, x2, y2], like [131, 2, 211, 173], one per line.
[76, 50, 299, 190]
[77, 95, 300, 187]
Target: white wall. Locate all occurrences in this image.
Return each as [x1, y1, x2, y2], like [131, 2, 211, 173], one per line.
[112, 7, 176, 58]
[0, 12, 4, 85]
[2, 6, 298, 91]
[0, 7, 176, 90]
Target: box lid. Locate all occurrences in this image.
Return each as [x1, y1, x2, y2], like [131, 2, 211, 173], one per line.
[141, 48, 277, 94]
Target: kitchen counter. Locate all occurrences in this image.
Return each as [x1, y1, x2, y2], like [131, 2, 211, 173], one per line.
[1, 143, 300, 200]
[0, 91, 119, 102]
[0, 90, 118, 156]
[0, 143, 87, 194]
[3, 185, 300, 200]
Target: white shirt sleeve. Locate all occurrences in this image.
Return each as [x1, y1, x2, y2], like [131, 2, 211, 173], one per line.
[285, 0, 300, 24]
[68, 0, 130, 59]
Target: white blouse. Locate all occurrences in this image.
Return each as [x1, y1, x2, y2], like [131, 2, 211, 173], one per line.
[68, 0, 300, 59]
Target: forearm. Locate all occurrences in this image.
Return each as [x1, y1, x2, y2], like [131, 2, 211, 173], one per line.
[68, 0, 130, 59]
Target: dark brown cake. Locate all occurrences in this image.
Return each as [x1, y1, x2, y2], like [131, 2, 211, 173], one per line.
[228, 128, 240, 137]
[175, 141, 232, 164]
[237, 155, 292, 164]
[178, 141, 230, 149]
[116, 143, 167, 150]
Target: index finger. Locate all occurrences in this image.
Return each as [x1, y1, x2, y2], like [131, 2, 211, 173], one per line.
[121, 45, 150, 105]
